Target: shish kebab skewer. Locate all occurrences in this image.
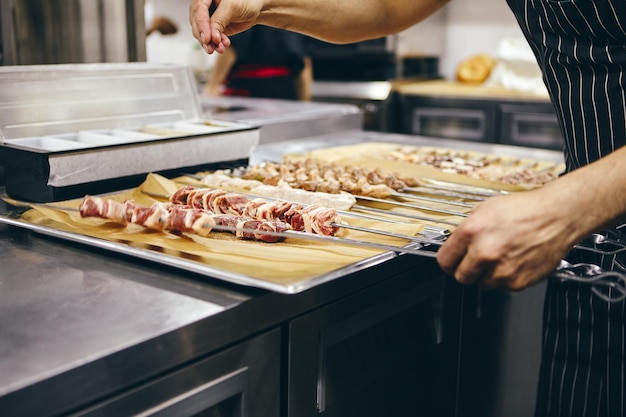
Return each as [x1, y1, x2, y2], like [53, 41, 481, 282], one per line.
[170, 186, 342, 236]
[234, 160, 508, 200]
[77, 196, 441, 255]
[145, 186, 442, 243]
[197, 171, 471, 217]
[78, 196, 291, 243]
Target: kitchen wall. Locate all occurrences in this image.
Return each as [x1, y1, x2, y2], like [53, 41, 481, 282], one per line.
[440, 0, 526, 80]
[145, 0, 215, 77]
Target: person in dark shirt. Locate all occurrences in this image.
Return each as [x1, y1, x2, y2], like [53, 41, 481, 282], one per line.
[203, 25, 312, 100]
[190, 1, 626, 415]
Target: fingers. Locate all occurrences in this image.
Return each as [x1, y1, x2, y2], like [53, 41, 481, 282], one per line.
[437, 221, 499, 287]
[189, 0, 211, 44]
[454, 255, 491, 287]
[438, 240, 490, 286]
[436, 229, 469, 279]
[189, 0, 230, 54]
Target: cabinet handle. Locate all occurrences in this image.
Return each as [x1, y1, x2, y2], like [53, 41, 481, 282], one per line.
[138, 367, 249, 417]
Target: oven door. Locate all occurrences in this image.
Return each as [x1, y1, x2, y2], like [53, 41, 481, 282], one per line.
[499, 103, 564, 150]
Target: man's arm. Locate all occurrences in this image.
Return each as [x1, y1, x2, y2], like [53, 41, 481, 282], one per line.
[437, 145, 626, 290]
[190, 0, 450, 54]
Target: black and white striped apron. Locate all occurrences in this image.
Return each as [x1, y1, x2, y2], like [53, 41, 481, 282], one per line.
[505, 1, 626, 416]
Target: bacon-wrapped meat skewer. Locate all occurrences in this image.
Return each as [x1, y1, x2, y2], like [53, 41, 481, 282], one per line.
[171, 187, 248, 215]
[79, 195, 290, 243]
[170, 186, 342, 236]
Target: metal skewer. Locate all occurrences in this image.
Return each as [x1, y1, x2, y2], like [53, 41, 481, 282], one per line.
[355, 195, 470, 217]
[208, 224, 439, 258]
[388, 192, 475, 208]
[3, 201, 437, 258]
[351, 205, 462, 226]
[11, 198, 444, 248]
[413, 178, 508, 197]
[140, 189, 456, 239]
[400, 187, 486, 201]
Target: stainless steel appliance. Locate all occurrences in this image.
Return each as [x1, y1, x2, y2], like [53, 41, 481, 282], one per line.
[0, 0, 146, 66]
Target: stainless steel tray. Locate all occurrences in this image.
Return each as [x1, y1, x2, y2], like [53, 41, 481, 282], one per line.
[0, 206, 402, 294]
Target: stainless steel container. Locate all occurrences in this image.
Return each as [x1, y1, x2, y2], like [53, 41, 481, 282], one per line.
[0, 63, 259, 202]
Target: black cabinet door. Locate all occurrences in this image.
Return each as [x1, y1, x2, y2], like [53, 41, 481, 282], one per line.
[287, 261, 450, 417]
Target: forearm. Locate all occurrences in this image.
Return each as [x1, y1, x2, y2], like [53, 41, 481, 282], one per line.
[259, 0, 450, 43]
[541, 146, 626, 245]
[190, 0, 450, 52]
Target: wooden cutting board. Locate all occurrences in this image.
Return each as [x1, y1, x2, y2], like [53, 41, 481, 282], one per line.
[394, 79, 550, 102]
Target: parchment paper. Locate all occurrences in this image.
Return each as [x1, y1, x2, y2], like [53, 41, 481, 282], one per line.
[286, 141, 565, 193]
[12, 173, 426, 286]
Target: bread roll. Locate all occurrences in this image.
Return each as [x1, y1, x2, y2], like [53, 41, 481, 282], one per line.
[456, 54, 496, 84]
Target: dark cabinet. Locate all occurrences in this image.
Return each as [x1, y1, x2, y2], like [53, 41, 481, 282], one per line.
[287, 262, 451, 417]
[70, 329, 281, 417]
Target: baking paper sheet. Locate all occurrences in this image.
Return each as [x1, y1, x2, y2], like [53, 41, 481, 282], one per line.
[4, 173, 427, 292]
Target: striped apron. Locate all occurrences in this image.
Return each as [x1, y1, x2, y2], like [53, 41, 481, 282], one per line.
[505, 1, 626, 416]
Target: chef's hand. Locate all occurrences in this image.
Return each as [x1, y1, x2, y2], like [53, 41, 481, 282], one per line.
[189, 0, 261, 54]
[436, 188, 574, 291]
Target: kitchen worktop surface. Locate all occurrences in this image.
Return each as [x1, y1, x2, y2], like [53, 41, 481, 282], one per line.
[394, 79, 551, 101]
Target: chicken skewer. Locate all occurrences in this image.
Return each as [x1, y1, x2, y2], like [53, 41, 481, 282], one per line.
[235, 156, 557, 198]
[196, 171, 472, 217]
[199, 169, 477, 209]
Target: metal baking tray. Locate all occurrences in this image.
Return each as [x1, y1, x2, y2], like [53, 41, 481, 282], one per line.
[0, 204, 406, 294]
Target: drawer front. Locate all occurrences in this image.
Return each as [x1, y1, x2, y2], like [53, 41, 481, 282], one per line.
[71, 329, 281, 417]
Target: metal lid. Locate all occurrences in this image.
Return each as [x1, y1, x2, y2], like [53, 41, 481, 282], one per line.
[0, 62, 202, 141]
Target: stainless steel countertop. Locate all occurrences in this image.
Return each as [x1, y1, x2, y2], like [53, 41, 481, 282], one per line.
[0, 196, 255, 414]
[201, 96, 363, 143]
